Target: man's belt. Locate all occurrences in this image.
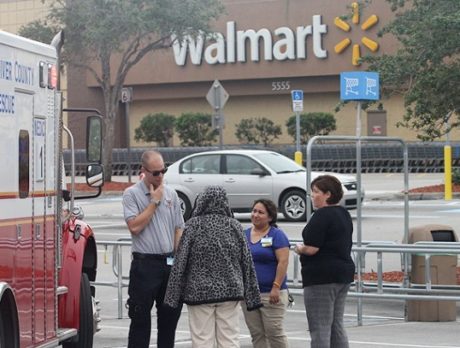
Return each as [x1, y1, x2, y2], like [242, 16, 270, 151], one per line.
[132, 252, 173, 260]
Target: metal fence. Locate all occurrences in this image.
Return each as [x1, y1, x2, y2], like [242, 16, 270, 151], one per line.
[93, 238, 460, 324]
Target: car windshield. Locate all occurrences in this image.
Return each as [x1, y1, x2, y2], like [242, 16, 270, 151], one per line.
[252, 152, 305, 174]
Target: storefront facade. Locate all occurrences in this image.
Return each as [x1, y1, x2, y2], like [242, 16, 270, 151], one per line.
[61, 0, 458, 147]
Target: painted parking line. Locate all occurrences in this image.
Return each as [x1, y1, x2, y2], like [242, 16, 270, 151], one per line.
[347, 341, 460, 348]
[97, 325, 460, 348]
[438, 209, 460, 214]
[356, 214, 440, 219]
[91, 223, 127, 229]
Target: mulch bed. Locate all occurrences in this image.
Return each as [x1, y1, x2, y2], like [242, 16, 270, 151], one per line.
[359, 269, 460, 285]
[409, 184, 460, 193]
[68, 181, 134, 192]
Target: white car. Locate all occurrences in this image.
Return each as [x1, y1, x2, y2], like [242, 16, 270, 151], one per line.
[164, 149, 364, 222]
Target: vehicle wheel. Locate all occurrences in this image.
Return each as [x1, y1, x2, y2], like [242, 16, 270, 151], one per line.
[0, 309, 5, 348]
[0, 298, 19, 348]
[63, 273, 93, 348]
[178, 192, 192, 221]
[281, 189, 307, 222]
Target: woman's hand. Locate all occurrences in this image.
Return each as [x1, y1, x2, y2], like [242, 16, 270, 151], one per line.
[294, 242, 319, 256]
[294, 243, 305, 255]
[269, 287, 281, 304]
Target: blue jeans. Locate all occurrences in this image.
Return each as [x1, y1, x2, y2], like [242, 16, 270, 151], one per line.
[127, 257, 182, 348]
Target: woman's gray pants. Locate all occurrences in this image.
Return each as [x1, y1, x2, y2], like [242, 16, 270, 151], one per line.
[303, 283, 350, 348]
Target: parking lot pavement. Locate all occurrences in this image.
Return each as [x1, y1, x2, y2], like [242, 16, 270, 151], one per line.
[93, 289, 460, 348]
[94, 311, 460, 348]
[90, 172, 460, 347]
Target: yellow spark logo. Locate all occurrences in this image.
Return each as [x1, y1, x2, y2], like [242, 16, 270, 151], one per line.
[334, 2, 379, 66]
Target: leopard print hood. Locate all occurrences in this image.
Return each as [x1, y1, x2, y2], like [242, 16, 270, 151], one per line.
[191, 185, 233, 218]
[165, 185, 262, 310]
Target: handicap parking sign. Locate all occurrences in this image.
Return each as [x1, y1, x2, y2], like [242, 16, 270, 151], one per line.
[291, 90, 304, 112]
[340, 72, 379, 101]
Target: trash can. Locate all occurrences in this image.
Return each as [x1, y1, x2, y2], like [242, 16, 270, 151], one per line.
[406, 224, 458, 321]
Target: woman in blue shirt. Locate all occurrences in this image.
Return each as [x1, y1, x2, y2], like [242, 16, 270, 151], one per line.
[242, 199, 290, 348]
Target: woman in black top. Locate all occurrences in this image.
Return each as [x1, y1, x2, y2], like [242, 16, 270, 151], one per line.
[294, 175, 355, 348]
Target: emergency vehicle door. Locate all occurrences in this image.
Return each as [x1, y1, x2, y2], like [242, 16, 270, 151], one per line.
[15, 92, 34, 346]
[32, 115, 48, 344]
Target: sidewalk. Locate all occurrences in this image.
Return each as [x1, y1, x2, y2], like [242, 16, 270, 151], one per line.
[345, 320, 460, 348]
[94, 293, 460, 347]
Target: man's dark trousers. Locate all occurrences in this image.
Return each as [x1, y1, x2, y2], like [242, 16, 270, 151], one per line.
[127, 256, 182, 348]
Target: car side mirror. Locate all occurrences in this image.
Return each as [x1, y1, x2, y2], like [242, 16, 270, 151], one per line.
[86, 116, 102, 163]
[86, 164, 104, 187]
[251, 168, 268, 176]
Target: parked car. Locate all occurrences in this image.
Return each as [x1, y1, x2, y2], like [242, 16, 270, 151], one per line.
[164, 150, 364, 222]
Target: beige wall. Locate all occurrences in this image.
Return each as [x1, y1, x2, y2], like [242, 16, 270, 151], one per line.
[7, 0, 457, 147]
[129, 92, 423, 148]
[0, 0, 50, 33]
[113, 0, 458, 146]
[1, 1, 71, 145]
[88, 0, 397, 87]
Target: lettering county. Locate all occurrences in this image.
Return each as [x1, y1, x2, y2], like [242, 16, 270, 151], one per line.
[0, 60, 34, 115]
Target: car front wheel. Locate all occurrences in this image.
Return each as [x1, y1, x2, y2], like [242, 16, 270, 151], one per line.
[178, 192, 192, 221]
[281, 189, 307, 222]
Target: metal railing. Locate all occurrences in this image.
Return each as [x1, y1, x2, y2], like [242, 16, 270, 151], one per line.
[94, 239, 460, 322]
[93, 239, 132, 319]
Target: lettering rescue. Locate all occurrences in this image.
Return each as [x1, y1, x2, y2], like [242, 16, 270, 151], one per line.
[0, 60, 34, 114]
[172, 16, 327, 66]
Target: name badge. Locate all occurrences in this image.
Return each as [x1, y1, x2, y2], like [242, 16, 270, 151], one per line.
[261, 237, 273, 247]
[166, 256, 174, 266]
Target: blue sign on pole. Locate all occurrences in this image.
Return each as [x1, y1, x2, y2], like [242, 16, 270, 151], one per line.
[291, 90, 303, 101]
[340, 72, 379, 101]
[291, 90, 304, 112]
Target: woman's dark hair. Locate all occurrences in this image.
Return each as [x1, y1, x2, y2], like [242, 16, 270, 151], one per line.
[252, 199, 278, 227]
[311, 174, 343, 205]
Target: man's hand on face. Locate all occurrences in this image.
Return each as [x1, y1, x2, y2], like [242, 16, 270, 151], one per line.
[150, 182, 164, 203]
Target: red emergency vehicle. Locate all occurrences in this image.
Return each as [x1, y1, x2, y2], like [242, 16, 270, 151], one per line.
[0, 30, 104, 347]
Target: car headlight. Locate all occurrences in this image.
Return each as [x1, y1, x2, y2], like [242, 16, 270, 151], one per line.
[344, 182, 357, 191]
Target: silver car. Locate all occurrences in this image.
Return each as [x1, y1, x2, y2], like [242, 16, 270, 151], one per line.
[164, 149, 364, 222]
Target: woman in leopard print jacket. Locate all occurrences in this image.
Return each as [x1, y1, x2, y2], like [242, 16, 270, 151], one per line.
[165, 185, 262, 347]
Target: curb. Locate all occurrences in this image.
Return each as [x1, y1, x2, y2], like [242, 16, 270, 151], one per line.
[367, 192, 460, 201]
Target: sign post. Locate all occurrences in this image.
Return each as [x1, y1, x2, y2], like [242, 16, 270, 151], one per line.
[291, 90, 304, 165]
[206, 80, 229, 149]
[340, 71, 379, 326]
[121, 87, 133, 182]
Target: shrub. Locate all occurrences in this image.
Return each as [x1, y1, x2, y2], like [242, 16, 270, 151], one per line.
[134, 112, 175, 147]
[175, 112, 218, 146]
[235, 117, 282, 146]
[286, 112, 336, 144]
[453, 168, 460, 185]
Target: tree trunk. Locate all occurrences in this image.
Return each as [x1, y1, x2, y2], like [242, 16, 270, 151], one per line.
[103, 114, 116, 182]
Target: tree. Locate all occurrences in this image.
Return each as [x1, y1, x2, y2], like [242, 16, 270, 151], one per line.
[175, 112, 218, 146]
[235, 117, 282, 146]
[364, 0, 460, 141]
[19, 0, 223, 181]
[18, 19, 59, 44]
[286, 112, 336, 144]
[134, 112, 175, 147]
